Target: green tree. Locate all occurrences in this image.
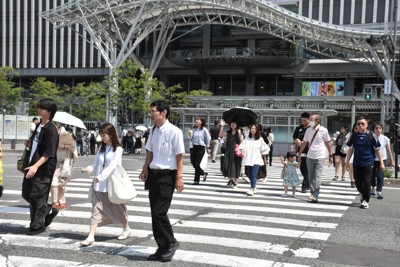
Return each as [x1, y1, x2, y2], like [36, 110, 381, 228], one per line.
[108, 60, 213, 125]
[109, 60, 163, 125]
[167, 88, 213, 124]
[0, 66, 22, 114]
[70, 82, 108, 123]
[28, 77, 63, 115]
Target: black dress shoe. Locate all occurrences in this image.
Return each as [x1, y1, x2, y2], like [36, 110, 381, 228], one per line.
[203, 172, 208, 182]
[212, 160, 216, 163]
[44, 208, 59, 227]
[27, 227, 45, 235]
[161, 240, 180, 262]
[0, 185, 3, 198]
[147, 249, 164, 261]
[192, 182, 200, 185]
[301, 188, 306, 193]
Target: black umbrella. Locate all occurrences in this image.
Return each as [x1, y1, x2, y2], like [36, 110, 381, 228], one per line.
[222, 107, 258, 127]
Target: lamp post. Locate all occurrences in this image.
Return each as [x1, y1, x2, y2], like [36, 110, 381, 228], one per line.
[389, 0, 398, 178]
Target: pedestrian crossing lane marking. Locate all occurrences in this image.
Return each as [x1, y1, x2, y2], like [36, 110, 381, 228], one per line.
[0, 162, 356, 266]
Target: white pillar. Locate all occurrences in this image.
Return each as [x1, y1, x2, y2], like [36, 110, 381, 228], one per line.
[339, 0, 344, 25]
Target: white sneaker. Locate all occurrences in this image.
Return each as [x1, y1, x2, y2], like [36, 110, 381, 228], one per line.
[360, 200, 369, 209]
[242, 175, 250, 183]
[80, 238, 95, 246]
[281, 193, 289, 197]
[117, 228, 132, 240]
[292, 194, 296, 198]
[246, 189, 255, 196]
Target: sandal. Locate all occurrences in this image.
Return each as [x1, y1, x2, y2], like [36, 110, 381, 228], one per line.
[341, 176, 345, 181]
[57, 203, 68, 210]
[332, 176, 338, 181]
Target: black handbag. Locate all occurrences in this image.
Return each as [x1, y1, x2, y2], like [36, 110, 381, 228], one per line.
[17, 148, 30, 173]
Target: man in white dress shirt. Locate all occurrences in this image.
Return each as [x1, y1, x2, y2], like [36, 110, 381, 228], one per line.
[298, 114, 333, 203]
[139, 100, 184, 262]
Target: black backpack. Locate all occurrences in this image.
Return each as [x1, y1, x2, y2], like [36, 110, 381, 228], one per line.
[89, 132, 96, 143]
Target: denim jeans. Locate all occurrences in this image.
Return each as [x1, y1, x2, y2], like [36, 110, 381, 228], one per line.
[371, 160, 386, 192]
[248, 165, 260, 189]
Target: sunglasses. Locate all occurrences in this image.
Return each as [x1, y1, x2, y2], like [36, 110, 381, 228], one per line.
[375, 127, 382, 129]
[357, 122, 365, 126]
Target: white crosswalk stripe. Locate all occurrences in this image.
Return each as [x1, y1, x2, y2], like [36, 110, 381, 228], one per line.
[0, 162, 357, 266]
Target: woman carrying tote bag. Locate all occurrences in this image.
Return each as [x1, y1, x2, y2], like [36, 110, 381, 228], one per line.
[80, 123, 131, 246]
[51, 127, 78, 210]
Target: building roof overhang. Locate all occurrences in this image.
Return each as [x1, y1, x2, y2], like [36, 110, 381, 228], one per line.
[172, 107, 338, 117]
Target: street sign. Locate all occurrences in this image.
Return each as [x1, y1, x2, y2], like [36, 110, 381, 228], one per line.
[384, 79, 392, 94]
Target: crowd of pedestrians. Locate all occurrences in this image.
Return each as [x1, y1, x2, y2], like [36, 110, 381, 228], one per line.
[1, 96, 394, 263]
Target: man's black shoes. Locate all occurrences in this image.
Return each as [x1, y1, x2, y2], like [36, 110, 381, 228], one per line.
[161, 240, 180, 262]
[27, 227, 45, 235]
[0, 185, 3, 198]
[147, 240, 180, 262]
[147, 249, 164, 261]
[44, 208, 59, 227]
[203, 172, 208, 182]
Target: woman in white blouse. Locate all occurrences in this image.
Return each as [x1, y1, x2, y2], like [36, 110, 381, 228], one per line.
[80, 123, 131, 246]
[238, 124, 269, 196]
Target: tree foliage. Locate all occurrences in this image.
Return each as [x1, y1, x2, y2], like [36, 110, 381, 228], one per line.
[0, 66, 22, 114]
[109, 60, 164, 125]
[69, 82, 108, 123]
[28, 77, 63, 115]
[109, 60, 213, 125]
[22, 61, 213, 126]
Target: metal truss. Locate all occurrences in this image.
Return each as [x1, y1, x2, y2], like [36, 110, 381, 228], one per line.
[42, 0, 400, 97]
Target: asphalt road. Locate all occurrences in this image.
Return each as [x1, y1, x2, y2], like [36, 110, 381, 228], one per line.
[1, 151, 399, 267]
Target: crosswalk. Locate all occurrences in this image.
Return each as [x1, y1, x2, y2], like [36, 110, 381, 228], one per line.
[0, 162, 358, 267]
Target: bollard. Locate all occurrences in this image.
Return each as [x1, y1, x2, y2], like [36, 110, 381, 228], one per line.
[11, 139, 16, 149]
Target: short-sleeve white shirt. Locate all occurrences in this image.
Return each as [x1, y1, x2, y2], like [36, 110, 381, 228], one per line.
[304, 125, 331, 159]
[145, 120, 185, 170]
[375, 134, 390, 161]
[30, 122, 37, 132]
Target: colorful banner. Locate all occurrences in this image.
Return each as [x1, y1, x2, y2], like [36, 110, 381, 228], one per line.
[302, 81, 345, 96]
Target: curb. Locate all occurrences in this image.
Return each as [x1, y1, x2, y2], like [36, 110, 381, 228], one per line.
[385, 178, 400, 187]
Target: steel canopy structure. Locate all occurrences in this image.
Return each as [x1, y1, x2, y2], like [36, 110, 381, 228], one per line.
[42, 0, 400, 98]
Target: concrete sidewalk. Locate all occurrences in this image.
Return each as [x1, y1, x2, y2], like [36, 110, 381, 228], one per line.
[1, 143, 27, 153]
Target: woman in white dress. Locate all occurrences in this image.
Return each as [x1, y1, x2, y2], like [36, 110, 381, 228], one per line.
[80, 123, 131, 246]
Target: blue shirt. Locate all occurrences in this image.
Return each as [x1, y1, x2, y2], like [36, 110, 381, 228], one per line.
[192, 127, 211, 147]
[347, 131, 380, 166]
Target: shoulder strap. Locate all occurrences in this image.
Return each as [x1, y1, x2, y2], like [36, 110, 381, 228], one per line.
[308, 128, 320, 148]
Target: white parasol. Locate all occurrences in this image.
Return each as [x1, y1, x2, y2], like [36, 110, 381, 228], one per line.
[53, 111, 87, 129]
[135, 125, 148, 132]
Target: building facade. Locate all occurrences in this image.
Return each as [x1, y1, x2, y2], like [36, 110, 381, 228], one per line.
[1, 0, 398, 150]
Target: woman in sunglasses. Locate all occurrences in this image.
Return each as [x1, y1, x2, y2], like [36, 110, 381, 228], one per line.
[345, 117, 385, 209]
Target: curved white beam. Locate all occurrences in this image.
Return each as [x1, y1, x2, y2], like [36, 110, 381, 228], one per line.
[41, 0, 400, 97]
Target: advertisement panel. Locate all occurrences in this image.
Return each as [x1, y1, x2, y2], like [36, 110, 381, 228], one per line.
[3, 115, 17, 139]
[302, 81, 345, 96]
[17, 115, 30, 140]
